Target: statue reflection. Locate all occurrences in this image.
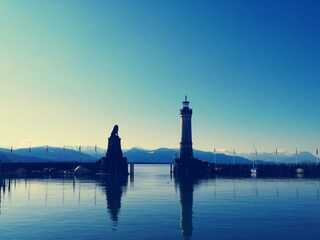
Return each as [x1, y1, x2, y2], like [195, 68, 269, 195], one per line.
[99, 174, 128, 228]
[175, 176, 201, 240]
[0, 177, 12, 215]
[0, 177, 4, 215]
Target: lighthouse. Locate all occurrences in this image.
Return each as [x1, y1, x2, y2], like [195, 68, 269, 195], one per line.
[179, 95, 194, 160]
[174, 96, 210, 176]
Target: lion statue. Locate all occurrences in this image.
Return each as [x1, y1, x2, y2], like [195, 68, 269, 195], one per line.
[111, 125, 119, 137]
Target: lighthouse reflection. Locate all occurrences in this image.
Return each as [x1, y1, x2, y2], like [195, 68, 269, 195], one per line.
[175, 175, 202, 240]
[99, 175, 128, 227]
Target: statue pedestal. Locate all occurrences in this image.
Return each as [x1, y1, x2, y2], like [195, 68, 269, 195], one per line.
[101, 126, 128, 176]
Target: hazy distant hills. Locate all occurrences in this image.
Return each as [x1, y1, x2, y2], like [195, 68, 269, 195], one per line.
[124, 148, 252, 164]
[0, 146, 318, 164]
[0, 147, 97, 162]
[124, 148, 318, 164]
[238, 151, 318, 164]
[124, 147, 176, 163]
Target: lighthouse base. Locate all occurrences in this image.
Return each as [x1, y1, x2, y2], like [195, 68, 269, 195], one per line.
[173, 157, 212, 177]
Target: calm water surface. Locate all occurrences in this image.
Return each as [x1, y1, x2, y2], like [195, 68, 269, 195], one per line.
[0, 165, 320, 240]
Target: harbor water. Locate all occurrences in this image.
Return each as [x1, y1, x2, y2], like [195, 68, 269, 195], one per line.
[0, 164, 319, 240]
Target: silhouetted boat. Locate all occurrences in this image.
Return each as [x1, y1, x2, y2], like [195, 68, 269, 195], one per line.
[251, 167, 257, 175]
[15, 168, 27, 177]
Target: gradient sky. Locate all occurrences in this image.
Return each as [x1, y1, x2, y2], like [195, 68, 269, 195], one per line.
[1, 0, 319, 153]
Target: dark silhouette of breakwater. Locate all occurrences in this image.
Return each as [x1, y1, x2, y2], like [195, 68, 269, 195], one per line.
[0, 162, 99, 175]
[1, 162, 320, 178]
[210, 163, 320, 177]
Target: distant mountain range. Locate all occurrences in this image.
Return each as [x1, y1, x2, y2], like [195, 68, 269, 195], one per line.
[237, 151, 318, 164]
[0, 146, 98, 163]
[124, 148, 252, 164]
[0, 146, 318, 164]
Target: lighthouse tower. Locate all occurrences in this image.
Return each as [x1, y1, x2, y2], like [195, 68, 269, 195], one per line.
[173, 97, 211, 176]
[179, 96, 194, 160]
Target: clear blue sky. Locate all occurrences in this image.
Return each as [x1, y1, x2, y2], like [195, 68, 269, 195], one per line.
[1, 0, 319, 153]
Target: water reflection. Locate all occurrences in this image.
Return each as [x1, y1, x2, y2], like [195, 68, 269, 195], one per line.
[0, 175, 129, 227]
[175, 176, 202, 240]
[0, 177, 4, 215]
[0, 170, 320, 239]
[174, 175, 320, 239]
[99, 175, 128, 228]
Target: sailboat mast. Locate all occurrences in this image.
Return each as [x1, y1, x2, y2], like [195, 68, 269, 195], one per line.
[233, 148, 235, 165]
[255, 148, 257, 167]
[10, 146, 13, 162]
